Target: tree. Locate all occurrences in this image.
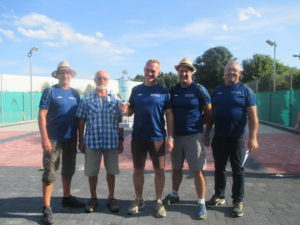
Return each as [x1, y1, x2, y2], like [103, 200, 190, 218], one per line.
[83, 84, 95, 94]
[242, 54, 274, 83]
[40, 82, 51, 92]
[132, 72, 178, 89]
[194, 46, 234, 91]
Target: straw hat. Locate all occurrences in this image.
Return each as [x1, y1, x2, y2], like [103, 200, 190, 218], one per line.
[174, 58, 196, 72]
[51, 61, 76, 78]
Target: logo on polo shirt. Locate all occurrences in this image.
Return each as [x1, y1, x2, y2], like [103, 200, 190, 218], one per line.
[151, 94, 160, 97]
[68, 96, 76, 100]
[57, 96, 62, 98]
[184, 94, 194, 98]
[138, 93, 142, 96]
[231, 91, 242, 94]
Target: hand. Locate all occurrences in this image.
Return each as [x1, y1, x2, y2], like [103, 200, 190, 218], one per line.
[78, 142, 85, 153]
[204, 135, 210, 147]
[42, 138, 52, 152]
[294, 123, 299, 130]
[248, 138, 258, 153]
[166, 139, 174, 153]
[120, 103, 129, 115]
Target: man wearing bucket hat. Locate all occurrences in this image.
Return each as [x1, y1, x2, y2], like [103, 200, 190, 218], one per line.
[162, 58, 212, 220]
[39, 61, 84, 224]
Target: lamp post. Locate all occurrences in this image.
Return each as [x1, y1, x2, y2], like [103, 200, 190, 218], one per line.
[28, 47, 38, 120]
[266, 40, 277, 91]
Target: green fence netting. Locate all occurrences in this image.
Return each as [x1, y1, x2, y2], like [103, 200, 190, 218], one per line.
[0, 91, 42, 124]
[255, 89, 300, 128]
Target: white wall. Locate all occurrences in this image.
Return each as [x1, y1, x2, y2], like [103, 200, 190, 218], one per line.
[0, 73, 141, 94]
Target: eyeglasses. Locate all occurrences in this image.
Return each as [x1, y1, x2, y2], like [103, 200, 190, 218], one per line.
[225, 68, 239, 73]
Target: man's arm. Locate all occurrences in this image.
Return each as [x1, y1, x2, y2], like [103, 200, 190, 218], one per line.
[165, 108, 174, 153]
[38, 108, 52, 152]
[78, 118, 86, 153]
[247, 105, 259, 152]
[202, 103, 213, 146]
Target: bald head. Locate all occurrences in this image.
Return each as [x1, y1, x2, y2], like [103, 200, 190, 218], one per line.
[224, 61, 242, 86]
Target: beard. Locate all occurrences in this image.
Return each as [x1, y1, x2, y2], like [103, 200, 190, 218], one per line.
[96, 84, 108, 91]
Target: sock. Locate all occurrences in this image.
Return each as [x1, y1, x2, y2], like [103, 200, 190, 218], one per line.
[198, 198, 205, 204]
[172, 190, 178, 196]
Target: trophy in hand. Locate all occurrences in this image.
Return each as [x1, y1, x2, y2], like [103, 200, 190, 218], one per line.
[118, 70, 132, 128]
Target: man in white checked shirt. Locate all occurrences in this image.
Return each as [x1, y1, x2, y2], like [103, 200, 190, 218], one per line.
[76, 70, 124, 214]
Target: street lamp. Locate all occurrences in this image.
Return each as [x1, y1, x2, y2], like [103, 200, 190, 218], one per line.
[28, 47, 38, 120]
[266, 40, 277, 91]
[292, 53, 300, 61]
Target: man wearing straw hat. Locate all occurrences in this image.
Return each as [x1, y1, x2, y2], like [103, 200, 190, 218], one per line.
[162, 58, 212, 220]
[39, 61, 84, 225]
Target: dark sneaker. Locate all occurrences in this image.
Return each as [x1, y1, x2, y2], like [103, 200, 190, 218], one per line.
[206, 195, 226, 207]
[162, 193, 180, 205]
[107, 198, 119, 212]
[86, 198, 98, 213]
[42, 206, 54, 225]
[154, 199, 167, 218]
[128, 199, 145, 215]
[232, 202, 244, 217]
[62, 195, 85, 208]
[197, 203, 207, 220]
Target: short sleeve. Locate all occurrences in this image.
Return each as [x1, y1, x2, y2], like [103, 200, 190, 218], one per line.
[245, 87, 256, 107]
[76, 96, 88, 119]
[39, 88, 52, 109]
[198, 85, 211, 105]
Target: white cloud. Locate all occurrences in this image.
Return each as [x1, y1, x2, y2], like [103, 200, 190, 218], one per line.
[237, 7, 261, 21]
[14, 13, 134, 56]
[96, 32, 104, 38]
[222, 24, 228, 31]
[0, 28, 17, 40]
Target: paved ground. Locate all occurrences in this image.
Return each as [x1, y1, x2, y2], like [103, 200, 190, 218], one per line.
[0, 121, 299, 225]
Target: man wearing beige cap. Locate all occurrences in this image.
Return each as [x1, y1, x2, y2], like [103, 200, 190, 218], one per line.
[163, 58, 212, 220]
[39, 61, 84, 225]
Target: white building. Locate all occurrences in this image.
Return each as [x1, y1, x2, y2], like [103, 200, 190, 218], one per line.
[0, 73, 141, 95]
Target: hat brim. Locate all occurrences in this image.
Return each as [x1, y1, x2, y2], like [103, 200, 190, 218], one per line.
[175, 63, 196, 72]
[52, 69, 76, 78]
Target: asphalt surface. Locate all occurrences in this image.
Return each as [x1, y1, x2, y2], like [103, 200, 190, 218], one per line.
[0, 121, 299, 225]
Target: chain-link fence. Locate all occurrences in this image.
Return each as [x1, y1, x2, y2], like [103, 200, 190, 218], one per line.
[245, 70, 300, 93]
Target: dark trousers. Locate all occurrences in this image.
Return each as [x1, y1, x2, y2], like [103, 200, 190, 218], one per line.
[211, 135, 246, 203]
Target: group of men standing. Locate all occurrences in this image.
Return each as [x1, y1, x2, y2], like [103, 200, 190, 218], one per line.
[39, 58, 259, 224]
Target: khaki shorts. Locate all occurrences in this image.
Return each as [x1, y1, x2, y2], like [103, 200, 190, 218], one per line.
[84, 146, 120, 176]
[171, 133, 206, 171]
[42, 141, 77, 185]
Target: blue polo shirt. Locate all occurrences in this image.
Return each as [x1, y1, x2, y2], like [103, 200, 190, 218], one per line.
[129, 83, 170, 141]
[39, 84, 80, 142]
[211, 82, 256, 138]
[170, 81, 211, 136]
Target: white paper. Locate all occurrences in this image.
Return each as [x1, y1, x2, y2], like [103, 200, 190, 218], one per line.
[241, 150, 249, 166]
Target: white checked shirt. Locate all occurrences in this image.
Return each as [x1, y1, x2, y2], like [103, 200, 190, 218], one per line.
[76, 91, 122, 149]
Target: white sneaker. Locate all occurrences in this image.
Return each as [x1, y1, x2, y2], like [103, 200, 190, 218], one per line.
[154, 199, 167, 218]
[128, 199, 145, 215]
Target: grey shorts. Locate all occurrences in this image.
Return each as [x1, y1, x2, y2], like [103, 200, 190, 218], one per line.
[84, 146, 120, 176]
[42, 141, 77, 185]
[171, 133, 206, 171]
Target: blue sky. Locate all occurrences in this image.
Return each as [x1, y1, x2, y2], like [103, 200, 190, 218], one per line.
[0, 0, 300, 80]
